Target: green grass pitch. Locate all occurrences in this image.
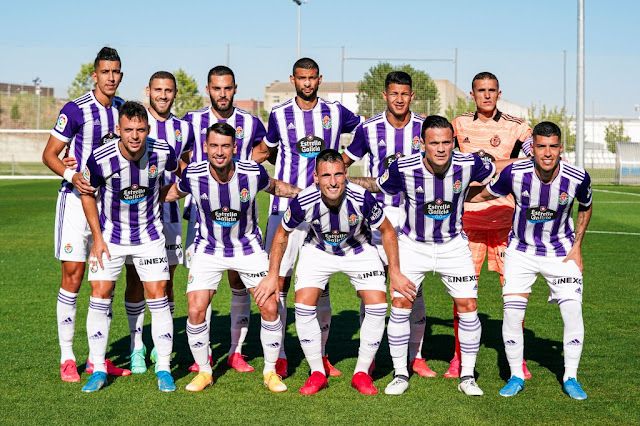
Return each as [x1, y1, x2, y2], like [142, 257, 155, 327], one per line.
[1, 180, 639, 424]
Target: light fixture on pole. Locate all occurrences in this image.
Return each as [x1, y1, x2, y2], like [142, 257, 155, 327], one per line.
[33, 77, 42, 130]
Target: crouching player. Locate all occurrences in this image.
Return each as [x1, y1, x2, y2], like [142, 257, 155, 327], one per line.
[468, 121, 592, 399]
[162, 122, 301, 393]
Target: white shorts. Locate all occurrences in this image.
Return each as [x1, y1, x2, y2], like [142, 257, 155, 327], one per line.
[397, 233, 478, 299]
[502, 248, 584, 303]
[371, 206, 401, 265]
[125, 222, 183, 267]
[266, 212, 309, 277]
[184, 219, 198, 269]
[294, 244, 387, 293]
[89, 238, 170, 282]
[186, 247, 269, 293]
[54, 191, 92, 262]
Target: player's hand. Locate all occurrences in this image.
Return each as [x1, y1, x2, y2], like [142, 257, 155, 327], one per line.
[254, 273, 278, 307]
[71, 172, 95, 196]
[62, 157, 77, 169]
[562, 247, 583, 272]
[89, 239, 111, 271]
[389, 271, 416, 302]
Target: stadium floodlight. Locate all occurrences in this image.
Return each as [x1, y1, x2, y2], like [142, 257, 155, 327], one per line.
[292, 0, 308, 58]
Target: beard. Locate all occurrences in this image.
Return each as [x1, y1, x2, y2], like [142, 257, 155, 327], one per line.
[150, 98, 172, 116]
[211, 94, 234, 113]
[296, 86, 318, 103]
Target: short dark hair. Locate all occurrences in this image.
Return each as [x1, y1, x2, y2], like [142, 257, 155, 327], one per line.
[472, 71, 499, 90]
[119, 101, 148, 124]
[315, 149, 344, 172]
[149, 71, 176, 88]
[421, 115, 453, 138]
[532, 121, 562, 141]
[206, 122, 236, 141]
[94, 46, 120, 69]
[207, 66, 235, 85]
[385, 71, 412, 90]
[292, 57, 319, 75]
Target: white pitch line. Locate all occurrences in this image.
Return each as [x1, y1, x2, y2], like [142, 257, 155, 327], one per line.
[587, 230, 640, 236]
[597, 201, 640, 204]
[594, 189, 640, 197]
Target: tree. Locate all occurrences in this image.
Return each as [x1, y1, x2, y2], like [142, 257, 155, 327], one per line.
[604, 120, 631, 153]
[444, 97, 477, 121]
[67, 63, 94, 99]
[357, 62, 440, 117]
[527, 105, 576, 152]
[173, 69, 203, 118]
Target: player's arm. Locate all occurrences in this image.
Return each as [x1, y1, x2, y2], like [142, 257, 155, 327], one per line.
[563, 204, 592, 272]
[42, 135, 95, 195]
[348, 176, 380, 193]
[263, 177, 301, 198]
[161, 183, 188, 203]
[466, 186, 499, 203]
[253, 111, 280, 164]
[378, 218, 416, 301]
[254, 224, 291, 307]
[251, 140, 276, 163]
[81, 193, 110, 270]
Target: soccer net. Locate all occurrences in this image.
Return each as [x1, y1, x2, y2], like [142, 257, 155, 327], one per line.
[616, 142, 640, 185]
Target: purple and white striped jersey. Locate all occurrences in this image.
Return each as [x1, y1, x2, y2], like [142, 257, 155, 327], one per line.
[487, 159, 592, 257]
[377, 152, 495, 244]
[177, 160, 270, 257]
[282, 183, 385, 256]
[265, 97, 361, 213]
[84, 138, 179, 245]
[345, 111, 425, 208]
[146, 110, 195, 223]
[51, 90, 124, 193]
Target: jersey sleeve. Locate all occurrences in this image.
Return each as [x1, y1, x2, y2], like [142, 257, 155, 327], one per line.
[519, 122, 534, 156]
[471, 154, 496, 184]
[281, 197, 305, 231]
[182, 123, 196, 153]
[486, 164, 513, 198]
[177, 168, 192, 194]
[83, 155, 105, 189]
[340, 104, 363, 133]
[575, 172, 593, 207]
[165, 146, 179, 172]
[344, 124, 368, 161]
[362, 191, 386, 230]
[264, 111, 280, 148]
[377, 160, 404, 195]
[257, 164, 271, 192]
[51, 102, 83, 143]
[252, 117, 267, 147]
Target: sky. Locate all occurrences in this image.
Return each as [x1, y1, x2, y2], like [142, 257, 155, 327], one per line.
[1, 0, 638, 117]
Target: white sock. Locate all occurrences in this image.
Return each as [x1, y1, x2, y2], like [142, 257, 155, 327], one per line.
[295, 303, 324, 375]
[57, 288, 78, 363]
[387, 306, 411, 377]
[317, 287, 332, 356]
[168, 301, 175, 318]
[503, 296, 528, 380]
[277, 291, 288, 358]
[230, 288, 251, 355]
[125, 300, 146, 352]
[559, 299, 584, 382]
[86, 297, 111, 373]
[458, 310, 481, 378]
[260, 316, 283, 374]
[107, 291, 114, 328]
[148, 297, 173, 372]
[355, 303, 387, 374]
[409, 287, 426, 362]
[186, 320, 211, 375]
[205, 303, 213, 358]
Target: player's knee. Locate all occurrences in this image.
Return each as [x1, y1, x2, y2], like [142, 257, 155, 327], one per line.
[454, 298, 477, 313]
[392, 297, 413, 309]
[259, 297, 278, 322]
[61, 262, 85, 292]
[187, 306, 207, 325]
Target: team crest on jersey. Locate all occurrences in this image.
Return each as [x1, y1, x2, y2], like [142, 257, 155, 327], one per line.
[212, 206, 240, 227]
[412, 136, 421, 150]
[379, 169, 390, 185]
[187, 274, 194, 285]
[423, 198, 453, 220]
[452, 180, 462, 193]
[322, 115, 332, 129]
[236, 126, 244, 139]
[526, 206, 557, 223]
[383, 152, 404, 169]
[322, 229, 349, 246]
[558, 192, 569, 205]
[240, 188, 250, 202]
[491, 174, 500, 184]
[284, 207, 292, 223]
[490, 134, 501, 147]
[348, 214, 359, 226]
[296, 134, 326, 158]
[100, 131, 118, 146]
[174, 129, 182, 142]
[90, 263, 98, 273]
[64, 243, 73, 254]
[148, 165, 158, 179]
[119, 184, 150, 205]
[55, 114, 68, 132]
[83, 167, 91, 182]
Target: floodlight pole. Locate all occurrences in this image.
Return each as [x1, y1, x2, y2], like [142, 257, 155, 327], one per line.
[33, 77, 41, 130]
[563, 50, 567, 147]
[576, 0, 585, 167]
[293, 0, 305, 58]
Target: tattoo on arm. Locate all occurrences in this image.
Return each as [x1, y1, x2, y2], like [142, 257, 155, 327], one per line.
[267, 178, 301, 198]
[348, 176, 380, 193]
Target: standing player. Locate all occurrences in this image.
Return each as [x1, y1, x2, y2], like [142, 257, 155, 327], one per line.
[182, 66, 266, 373]
[259, 149, 409, 395]
[351, 116, 499, 396]
[162, 123, 301, 393]
[123, 71, 195, 373]
[468, 121, 592, 400]
[254, 58, 362, 378]
[80, 101, 181, 392]
[446, 72, 533, 379]
[42, 46, 131, 382]
[342, 71, 435, 378]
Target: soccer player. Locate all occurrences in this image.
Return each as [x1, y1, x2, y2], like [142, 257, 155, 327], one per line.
[468, 121, 592, 400]
[42, 46, 131, 382]
[446, 72, 534, 379]
[350, 116, 498, 396]
[342, 71, 435, 378]
[182, 65, 266, 373]
[123, 71, 195, 373]
[79, 101, 181, 392]
[254, 58, 362, 378]
[162, 122, 301, 393]
[259, 149, 409, 395]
